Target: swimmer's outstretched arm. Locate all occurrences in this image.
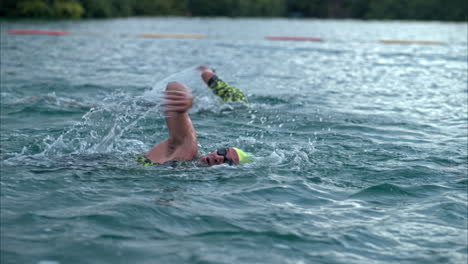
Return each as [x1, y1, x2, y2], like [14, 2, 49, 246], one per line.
[145, 82, 198, 163]
[196, 66, 247, 102]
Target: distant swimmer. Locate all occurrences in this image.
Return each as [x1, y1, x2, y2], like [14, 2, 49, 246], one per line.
[136, 66, 251, 167]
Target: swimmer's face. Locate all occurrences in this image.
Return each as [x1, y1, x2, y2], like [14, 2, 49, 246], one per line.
[199, 147, 239, 166]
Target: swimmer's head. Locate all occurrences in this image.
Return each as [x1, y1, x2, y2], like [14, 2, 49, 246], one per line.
[232, 147, 252, 164]
[199, 147, 252, 166]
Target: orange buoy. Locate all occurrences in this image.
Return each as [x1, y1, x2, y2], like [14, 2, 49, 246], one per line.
[7, 29, 69, 36]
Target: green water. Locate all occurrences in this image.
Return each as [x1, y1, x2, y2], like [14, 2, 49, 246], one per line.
[1, 18, 467, 264]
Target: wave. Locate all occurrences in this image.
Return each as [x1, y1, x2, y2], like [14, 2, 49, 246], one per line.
[349, 183, 450, 203]
[2, 93, 93, 115]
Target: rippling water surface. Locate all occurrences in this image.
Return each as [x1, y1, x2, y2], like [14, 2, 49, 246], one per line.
[1, 18, 467, 264]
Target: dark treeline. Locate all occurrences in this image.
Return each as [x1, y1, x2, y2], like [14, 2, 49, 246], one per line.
[0, 0, 466, 21]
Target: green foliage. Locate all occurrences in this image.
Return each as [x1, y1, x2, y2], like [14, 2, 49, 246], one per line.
[0, 0, 466, 21]
[188, 0, 230, 16]
[54, 0, 84, 19]
[188, 0, 286, 17]
[11, 0, 84, 18]
[79, 0, 113, 18]
[16, 0, 53, 18]
[367, 0, 406, 20]
[242, 0, 287, 17]
[133, 0, 178, 16]
[112, 0, 133, 17]
[366, 0, 467, 21]
[347, 0, 371, 18]
[0, 0, 20, 16]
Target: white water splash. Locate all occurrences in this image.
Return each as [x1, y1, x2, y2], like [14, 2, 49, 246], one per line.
[39, 67, 226, 157]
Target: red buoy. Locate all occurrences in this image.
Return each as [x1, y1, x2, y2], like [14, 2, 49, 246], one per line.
[7, 29, 70, 36]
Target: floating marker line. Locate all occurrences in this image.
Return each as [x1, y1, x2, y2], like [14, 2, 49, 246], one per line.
[8, 29, 69, 35]
[5, 29, 448, 45]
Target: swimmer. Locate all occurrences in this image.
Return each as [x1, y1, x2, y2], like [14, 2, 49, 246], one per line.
[137, 79, 251, 167]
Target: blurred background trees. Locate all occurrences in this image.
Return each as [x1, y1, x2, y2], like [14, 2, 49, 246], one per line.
[0, 0, 466, 21]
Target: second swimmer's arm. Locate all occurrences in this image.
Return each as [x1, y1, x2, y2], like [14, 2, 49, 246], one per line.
[198, 66, 247, 102]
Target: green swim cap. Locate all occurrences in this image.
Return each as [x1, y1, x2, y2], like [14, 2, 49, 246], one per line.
[232, 147, 253, 164]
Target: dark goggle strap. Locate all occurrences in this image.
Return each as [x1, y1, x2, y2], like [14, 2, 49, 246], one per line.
[217, 148, 233, 165]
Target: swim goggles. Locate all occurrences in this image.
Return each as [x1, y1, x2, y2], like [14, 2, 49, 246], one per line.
[217, 148, 234, 165]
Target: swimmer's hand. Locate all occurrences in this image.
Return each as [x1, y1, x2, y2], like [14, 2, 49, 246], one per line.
[196, 65, 214, 73]
[163, 90, 193, 113]
[197, 65, 217, 85]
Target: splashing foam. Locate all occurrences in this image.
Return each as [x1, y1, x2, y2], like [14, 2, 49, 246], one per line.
[39, 67, 230, 157]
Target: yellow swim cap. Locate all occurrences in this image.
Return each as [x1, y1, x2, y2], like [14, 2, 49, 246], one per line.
[232, 147, 253, 164]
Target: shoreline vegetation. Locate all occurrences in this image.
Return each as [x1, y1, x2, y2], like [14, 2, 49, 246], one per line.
[0, 0, 466, 21]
